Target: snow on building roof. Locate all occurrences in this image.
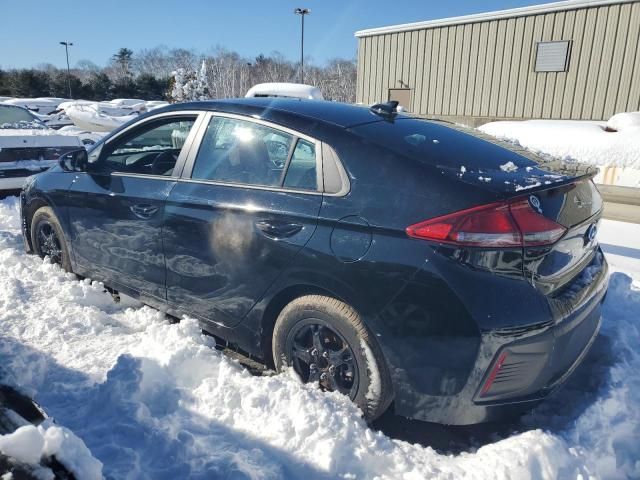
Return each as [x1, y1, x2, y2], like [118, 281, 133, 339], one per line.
[355, 0, 637, 37]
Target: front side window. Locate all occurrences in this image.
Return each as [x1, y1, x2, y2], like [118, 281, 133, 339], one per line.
[102, 117, 196, 176]
[191, 117, 295, 187]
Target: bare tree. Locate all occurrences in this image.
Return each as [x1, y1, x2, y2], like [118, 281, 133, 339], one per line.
[5, 44, 358, 103]
[134, 46, 174, 78]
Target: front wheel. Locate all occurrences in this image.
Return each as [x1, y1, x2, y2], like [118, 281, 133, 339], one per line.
[31, 206, 72, 272]
[272, 295, 393, 421]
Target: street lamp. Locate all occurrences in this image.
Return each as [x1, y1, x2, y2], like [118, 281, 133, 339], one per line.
[294, 8, 310, 84]
[59, 41, 73, 98]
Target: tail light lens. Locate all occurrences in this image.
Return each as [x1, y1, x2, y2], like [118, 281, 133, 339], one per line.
[509, 199, 566, 246]
[406, 198, 566, 247]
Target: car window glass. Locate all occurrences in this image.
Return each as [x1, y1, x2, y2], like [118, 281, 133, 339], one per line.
[283, 139, 317, 191]
[103, 117, 196, 176]
[192, 117, 293, 187]
[0, 105, 44, 129]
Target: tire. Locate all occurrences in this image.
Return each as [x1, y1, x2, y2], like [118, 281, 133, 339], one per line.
[273, 295, 393, 421]
[30, 206, 72, 272]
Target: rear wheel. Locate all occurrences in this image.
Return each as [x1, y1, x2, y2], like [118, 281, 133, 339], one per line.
[31, 206, 72, 272]
[272, 295, 393, 420]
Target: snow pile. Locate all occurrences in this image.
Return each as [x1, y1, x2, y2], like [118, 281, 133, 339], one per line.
[0, 196, 638, 479]
[499, 161, 518, 172]
[479, 119, 640, 170]
[0, 424, 102, 479]
[63, 104, 140, 132]
[12, 98, 169, 134]
[568, 274, 640, 478]
[0, 425, 44, 465]
[0, 121, 46, 131]
[606, 112, 640, 132]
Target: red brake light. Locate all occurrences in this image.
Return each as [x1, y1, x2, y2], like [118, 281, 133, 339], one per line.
[406, 198, 566, 247]
[509, 199, 566, 246]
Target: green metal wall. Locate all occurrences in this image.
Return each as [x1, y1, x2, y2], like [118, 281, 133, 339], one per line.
[356, 1, 640, 120]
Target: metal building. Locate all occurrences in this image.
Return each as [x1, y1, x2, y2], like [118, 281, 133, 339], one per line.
[355, 0, 640, 125]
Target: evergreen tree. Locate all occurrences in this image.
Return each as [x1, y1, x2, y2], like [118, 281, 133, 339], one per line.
[111, 77, 137, 98]
[135, 74, 168, 100]
[9, 70, 50, 97]
[49, 71, 82, 98]
[112, 48, 134, 79]
[87, 72, 112, 100]
[0, 69, 9, 96]
[169, 61, 209, 103]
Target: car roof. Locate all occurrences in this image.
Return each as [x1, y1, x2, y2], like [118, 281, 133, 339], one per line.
[160, 98, 400, 129]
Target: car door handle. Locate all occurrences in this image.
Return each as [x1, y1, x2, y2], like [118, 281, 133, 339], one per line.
[255, 220, 303, 238]
[130, 204, 159, 219]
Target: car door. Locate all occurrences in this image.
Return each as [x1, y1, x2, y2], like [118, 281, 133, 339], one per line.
[162, 113, 322, 328]
[66, 112, 204, 301]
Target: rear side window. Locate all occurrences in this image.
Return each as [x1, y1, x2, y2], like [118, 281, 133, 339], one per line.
[283, 139, 317, 191]
[192, 116, 321, 192]
[192, 117, 294, 187]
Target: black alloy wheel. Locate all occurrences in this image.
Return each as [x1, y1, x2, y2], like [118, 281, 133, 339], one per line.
[285, 319, 359, 398]
[30, 206, 72, 272]
[36, 221, 63, 264]
[273, 295, 394, 420]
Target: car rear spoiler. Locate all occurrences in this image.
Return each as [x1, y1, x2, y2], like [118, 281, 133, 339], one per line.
[534, 157, 599, 180]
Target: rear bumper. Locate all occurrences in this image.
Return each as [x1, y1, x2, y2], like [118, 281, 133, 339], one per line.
[475, 249, 608, 405]
[387, 248, 608, 425]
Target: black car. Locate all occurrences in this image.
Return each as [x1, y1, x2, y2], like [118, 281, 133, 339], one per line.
[20, 98, 608, 425]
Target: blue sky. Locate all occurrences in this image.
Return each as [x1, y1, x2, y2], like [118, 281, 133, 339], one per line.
[2, 0, 549, 69]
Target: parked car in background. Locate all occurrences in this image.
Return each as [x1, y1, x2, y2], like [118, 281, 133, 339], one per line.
[245, 82, 324, 100]
[20, 98, 608, 425]
[1, 97, 69, 115]
[0, 105, 82, 190]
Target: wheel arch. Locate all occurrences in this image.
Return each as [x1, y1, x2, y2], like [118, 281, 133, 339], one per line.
[259, 283, 345, 368]
[23, 196, 52, 252]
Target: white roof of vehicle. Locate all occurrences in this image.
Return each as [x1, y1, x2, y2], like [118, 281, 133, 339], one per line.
[2, 97, 66, 107]
[109, 98, 146, 106]
[245, 83, 324, 100]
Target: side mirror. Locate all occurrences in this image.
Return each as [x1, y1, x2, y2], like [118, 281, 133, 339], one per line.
[59, 149, 88, 172]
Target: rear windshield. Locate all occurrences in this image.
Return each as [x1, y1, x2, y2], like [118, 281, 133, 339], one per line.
[350, 118, 537, 172]
[0, 105, 43, 129]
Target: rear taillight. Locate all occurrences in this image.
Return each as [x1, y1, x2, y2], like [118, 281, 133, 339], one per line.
[508, 199, 566, 246]
[406, 198, 566, 247]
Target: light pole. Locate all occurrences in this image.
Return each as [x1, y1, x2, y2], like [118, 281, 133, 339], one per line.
[59, 41, 73, 98]
[294, 8, 310, 84]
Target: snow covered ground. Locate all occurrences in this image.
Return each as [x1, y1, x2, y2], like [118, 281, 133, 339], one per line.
[0, 196, 638, 479]
[479, 116, 640, 188]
